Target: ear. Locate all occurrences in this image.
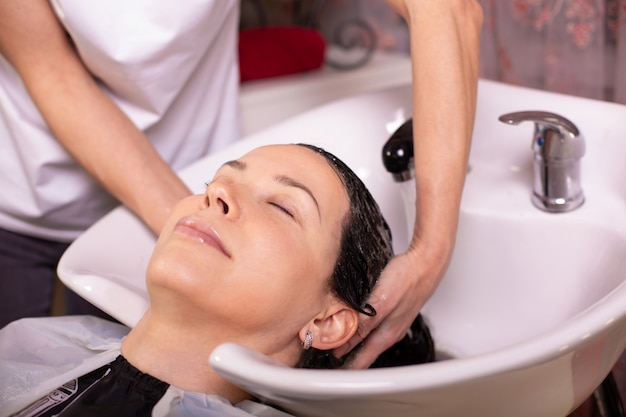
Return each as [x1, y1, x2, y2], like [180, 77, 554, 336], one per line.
[300, 301, 359, 351]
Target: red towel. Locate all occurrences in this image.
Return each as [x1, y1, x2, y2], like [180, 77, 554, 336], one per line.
[239, 27, 326, 82]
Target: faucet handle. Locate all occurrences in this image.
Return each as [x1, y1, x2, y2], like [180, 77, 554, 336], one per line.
[498, 111, 585, 160]
[498, 110, 585, 212]
[499, 111, 579, 137]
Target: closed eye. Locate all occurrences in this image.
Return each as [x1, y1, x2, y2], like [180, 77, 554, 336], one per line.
[269, 202, 294, 218]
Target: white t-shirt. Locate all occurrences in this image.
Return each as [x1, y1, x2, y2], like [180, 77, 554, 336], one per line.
[0, 0, 241, 242]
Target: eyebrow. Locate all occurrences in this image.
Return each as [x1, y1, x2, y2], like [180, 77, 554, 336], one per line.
[221, 159, 321, 218]
[222, 159, 247, 170]
[274, 175, 320, 218]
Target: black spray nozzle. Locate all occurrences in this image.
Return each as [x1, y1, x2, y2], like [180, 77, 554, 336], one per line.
[382, 118, 414, 182]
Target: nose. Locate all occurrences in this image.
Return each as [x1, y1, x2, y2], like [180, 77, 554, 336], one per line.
[205, 181, 240, 219]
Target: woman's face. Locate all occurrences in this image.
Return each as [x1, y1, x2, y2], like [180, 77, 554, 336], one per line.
[147, 145, 350, 344]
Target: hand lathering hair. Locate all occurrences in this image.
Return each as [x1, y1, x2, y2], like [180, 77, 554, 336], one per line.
[295, 144, 435, 369]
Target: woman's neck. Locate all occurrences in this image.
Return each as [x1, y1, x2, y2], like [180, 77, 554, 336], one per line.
[120, 308, 251, 404]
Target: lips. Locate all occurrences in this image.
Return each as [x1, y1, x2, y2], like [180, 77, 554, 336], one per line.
[173, 216, 231, 258]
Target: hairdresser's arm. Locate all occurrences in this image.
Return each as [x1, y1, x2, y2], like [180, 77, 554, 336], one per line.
[0, 0, 190, 234]
[337, 0, 482, 368]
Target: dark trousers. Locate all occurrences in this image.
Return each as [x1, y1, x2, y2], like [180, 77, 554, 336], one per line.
[0, 227, 114, 329]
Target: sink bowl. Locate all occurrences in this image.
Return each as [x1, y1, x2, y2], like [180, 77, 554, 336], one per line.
[58, 79, 626, 417]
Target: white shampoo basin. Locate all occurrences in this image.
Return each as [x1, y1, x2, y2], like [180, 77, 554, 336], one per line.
[58, 79, 626, 417]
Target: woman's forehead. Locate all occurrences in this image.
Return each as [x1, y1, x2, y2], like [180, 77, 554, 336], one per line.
[239, 144, 349, 211]
[239, 145, 335, 178]
[241, 144, 314, 162]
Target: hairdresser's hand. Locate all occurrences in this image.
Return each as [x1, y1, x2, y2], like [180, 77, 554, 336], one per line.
[334, 241, 451, 368]
[335, 0, 482, 369]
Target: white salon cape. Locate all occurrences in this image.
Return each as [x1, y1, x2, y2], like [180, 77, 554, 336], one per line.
[0, 316, 291, 417]
[0, 0, 241, 242]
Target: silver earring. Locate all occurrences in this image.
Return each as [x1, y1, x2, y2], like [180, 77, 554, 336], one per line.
[303, 330, 313, 350]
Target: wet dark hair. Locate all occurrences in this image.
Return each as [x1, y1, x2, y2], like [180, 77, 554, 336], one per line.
[295, 144, 434, 369]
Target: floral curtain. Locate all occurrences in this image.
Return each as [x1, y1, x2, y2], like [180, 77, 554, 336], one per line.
[478, 0, 626, 104]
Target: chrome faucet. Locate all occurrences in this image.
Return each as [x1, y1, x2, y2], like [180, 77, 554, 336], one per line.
[499, 111, 585, 213]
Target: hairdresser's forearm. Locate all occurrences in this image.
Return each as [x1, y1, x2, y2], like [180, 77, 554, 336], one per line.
[0, 0, 190, 234]
[404, 0, 482, 289]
